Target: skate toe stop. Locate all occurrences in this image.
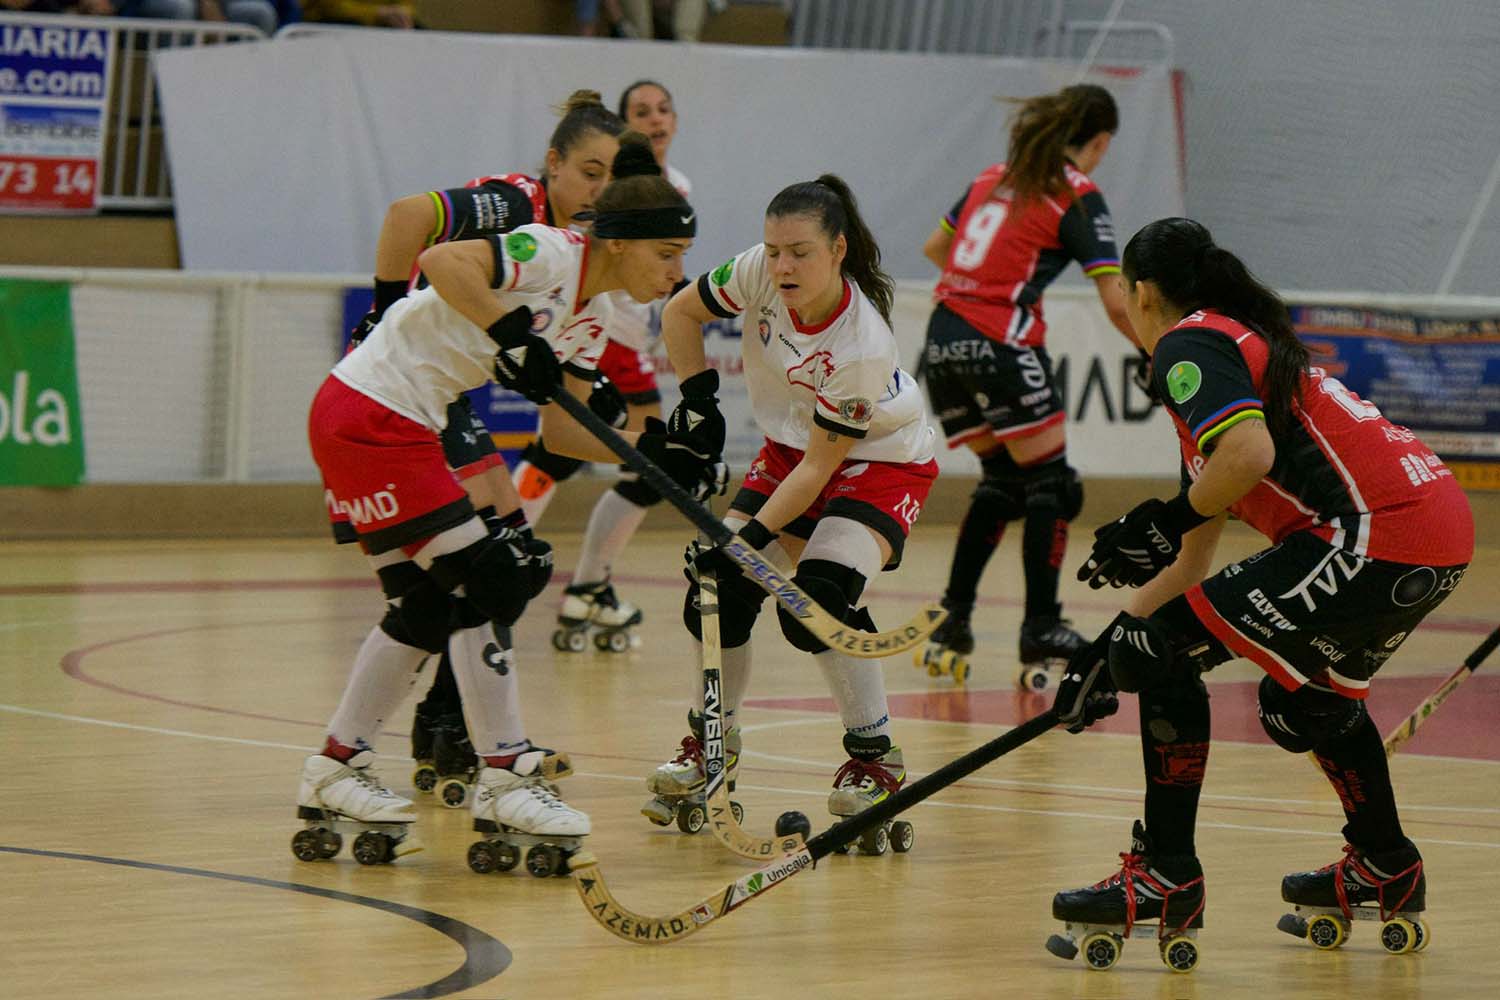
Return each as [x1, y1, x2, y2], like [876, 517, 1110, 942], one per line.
[1045, 933, 1079, 961]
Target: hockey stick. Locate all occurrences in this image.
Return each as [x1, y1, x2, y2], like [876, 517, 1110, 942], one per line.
[571, 707, 1060, 944]
[1381, 624, 1499, 757]
[551, 388, 945, 657]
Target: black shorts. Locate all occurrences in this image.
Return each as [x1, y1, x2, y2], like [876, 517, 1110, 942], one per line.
[922, 304, 1064, 448]
[1187, 530, 1468, 698]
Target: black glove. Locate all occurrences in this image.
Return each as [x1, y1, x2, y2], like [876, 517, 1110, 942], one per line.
[637, 416, 729, 503]
[588, 374, 629, 430]
[483, 509, 553, 599]
[349, 278, 410, 350]
[667, 369, 727, 460]
[685, 518, 776, 584]
[1052, 624, 1120, 734]
[488, 306, 561, 405]
[1077, 493, 1210, 590]
[1128, 348, 1161, 406]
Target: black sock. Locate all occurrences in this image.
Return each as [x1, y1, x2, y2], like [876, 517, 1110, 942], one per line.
[1021, 455, 1069, 621]
[943, 492, 1011, 610]
[1140, 679, 1212, 857]
[418, 651, 461, 714]
[1314, 712, 1407, 852]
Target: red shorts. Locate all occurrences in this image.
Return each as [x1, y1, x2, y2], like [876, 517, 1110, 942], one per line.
[309, 376, 475, 555]
[598, 339, 659, 402]
[730, 438, 938, 569]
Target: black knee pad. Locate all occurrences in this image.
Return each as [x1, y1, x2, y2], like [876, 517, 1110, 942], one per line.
[519, 438, 584, 483]
[612, 475, 662, 508]
[1021, 459, 1081, 519]
[375, 561, 451, 654]
[777, 559, 868, 654]
[683, 571, 768, 647]
[1106, 612, 1182, 693]
[1257, 676, 1367, 754]
[427, 536, 530, 627]
[975, 450, 1028, 521]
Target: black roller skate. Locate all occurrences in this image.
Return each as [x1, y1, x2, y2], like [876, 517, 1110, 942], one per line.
[642, 709, 743, 834]
[1017, 614, 1088, 693]
[827, 733, 914, 857]
[913, 599, 974, 683]
[410, 702, 442, 795]
[1277, 840, 1428, 953]
[1046, 820, 1205, 973]
[552, 578, 642, 653]
[430, 713, 479, 809]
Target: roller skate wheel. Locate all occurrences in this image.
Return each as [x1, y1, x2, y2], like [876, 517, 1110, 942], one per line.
[1380, 917, 1418, 954]
[495, 842, 521, 872]
[1044, 933, 1079, 961]
[467, 840, 498, 874]
[352, 831, 391, 866]
[730, 800, 744, 824]
[595, 630, 631, 653]
[1081, 932, 1122, 970]
[912, 647, 928, 670]
[550, 629, 570, 652]
[1017, 665, 1052, 693]
[678, 803, 707, 835]
[858, 824, 889, 856]
[950, 658, 971, 684]
[1160, 934, 1199, 973]
[1412, 919, 1430, 952]
[438, 778, 470, 809]
[412, 764, 438, 793]
[1305, 914, 1349, 950]
[317, 830, 342, 859]
[291, 829, 322, 862]
[890, 820, 914, 853]
[526, 843, 561, 878]
[565, 630, 588, 653]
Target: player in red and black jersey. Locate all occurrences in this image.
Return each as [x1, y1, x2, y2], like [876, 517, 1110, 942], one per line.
[915, 84, 1143, 690]
[1049, 218, 1472, 956]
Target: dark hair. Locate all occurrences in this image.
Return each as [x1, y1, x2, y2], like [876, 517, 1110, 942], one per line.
[593, 131, 687, 214]
[1000, 84, 1118, 201]
[1123, 217, 1309, 437]
[618, 79, 674, 119]
[549, 89, 625, 159]
[765, 174, 894, 322]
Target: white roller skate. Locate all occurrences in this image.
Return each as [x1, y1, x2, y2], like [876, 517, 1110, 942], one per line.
[642, 710, 743, 834]
[292, 751, 420, 865]
[827, 734, 913, 857]
[1017, 615, 1088, 693]
[467, 747, 589, 878]
[552, 578, 642, 653]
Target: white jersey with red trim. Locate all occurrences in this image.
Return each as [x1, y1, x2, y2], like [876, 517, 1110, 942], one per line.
[334, 224, 611, 431]
[698, 243, 935, 464]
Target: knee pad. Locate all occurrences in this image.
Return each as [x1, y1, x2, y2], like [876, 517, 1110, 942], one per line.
[975, 451, 1028, 521]
[612, 475, 662, 508]
[1257, 676, 1367, 754]
[1022, 459, 1082, 520]
[427, 536, 530, 627]
[1106, 612, 1181, 693]
[375, 561, 451, 654]
[777, 559, 867, 654]
[518, 438, 584, 483]
[683, 571, 767, 648]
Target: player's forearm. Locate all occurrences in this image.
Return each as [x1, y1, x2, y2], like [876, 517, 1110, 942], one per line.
[750, 461, 834, 535]
[375, 194, 441, 282]
[537, 377, 643, 463]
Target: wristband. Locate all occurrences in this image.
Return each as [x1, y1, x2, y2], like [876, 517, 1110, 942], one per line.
[737, 518, 777, 551]
[679, 369, 720, 399]
[373, 278, 408, 318]
[1164, 491, 1212, 532]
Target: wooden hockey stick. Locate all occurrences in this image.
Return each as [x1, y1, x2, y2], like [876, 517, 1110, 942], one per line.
[1381, 624, 1498, 757]
[571, 708, 1060, 944]
[552, 388, 945, 657]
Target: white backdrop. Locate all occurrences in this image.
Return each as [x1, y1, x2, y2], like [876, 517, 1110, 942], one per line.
[153, 32, 1185, 280]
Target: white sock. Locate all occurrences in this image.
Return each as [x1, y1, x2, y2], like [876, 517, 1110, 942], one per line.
[327, 626, 428, 750]
[689, 639, 754, 727]
[446, 621, 526, 755]
[574, 487, 649, 583]
[815, 649, 892, 740]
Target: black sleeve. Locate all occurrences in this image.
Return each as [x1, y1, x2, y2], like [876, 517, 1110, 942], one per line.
[1057, 190, 1121, 277]
[1152, 327, 1266, 455]
[941, 186, 971, 231]
[434, 179, 536, 242]
[696, 272, 736, 319]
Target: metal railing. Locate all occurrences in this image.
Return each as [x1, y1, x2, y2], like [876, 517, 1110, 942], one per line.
[790, 0, 1066, 56]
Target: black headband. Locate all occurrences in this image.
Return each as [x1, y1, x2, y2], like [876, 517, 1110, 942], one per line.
[592, 205, 697, 239]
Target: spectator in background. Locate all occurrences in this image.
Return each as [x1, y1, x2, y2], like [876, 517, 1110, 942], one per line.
[301, 0, 410, 28]
[108, 1, 282, 34]
[622, 0, 724, 42]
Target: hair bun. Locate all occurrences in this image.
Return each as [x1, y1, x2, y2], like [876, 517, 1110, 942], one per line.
[611, 135, 662, 179]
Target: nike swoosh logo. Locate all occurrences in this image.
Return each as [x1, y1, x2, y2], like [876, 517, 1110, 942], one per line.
[680, 214, 694, 225]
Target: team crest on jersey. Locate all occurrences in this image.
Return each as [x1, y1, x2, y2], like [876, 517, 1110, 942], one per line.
[839, 397, 874, 423]
[530, 308, 554, 332]
[1167, 361, 1202, 403]
[757, 319, 770, 345]
[711, 259, 735, 286]
[505, 232, 539, 262]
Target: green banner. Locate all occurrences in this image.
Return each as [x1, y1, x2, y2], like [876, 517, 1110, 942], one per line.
[0, 280, 85, 485]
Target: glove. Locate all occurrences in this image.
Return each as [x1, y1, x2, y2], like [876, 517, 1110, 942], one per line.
[349, 278, 410, 351]
[488, 306, 561, 405]
[1128, 348, 1161, 406]
[637, 416, 729, 503]
[588, 374, 629, 430]
[1052, 625, 1120, 734]
[1077, 493, 1210, 590]
[667, 369, 727, 459]
[483, 509, 553, 599]
[684, 519, 776, 584]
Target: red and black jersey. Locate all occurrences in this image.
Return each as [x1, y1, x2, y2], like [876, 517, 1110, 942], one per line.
[408, 173, 551, 289]
[1156, 310, 1473, 566]
[933, 162, 1120, 348]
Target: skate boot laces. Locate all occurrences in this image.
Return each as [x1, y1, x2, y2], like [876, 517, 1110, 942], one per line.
[832, 756, 905, 800]
[1093, 850, 1205, 939]
[1323, 844, 1423, 921]
[671, 734, 705, 768]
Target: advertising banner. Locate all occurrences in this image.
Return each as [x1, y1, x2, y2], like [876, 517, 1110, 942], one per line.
[0, 278, 85, 484]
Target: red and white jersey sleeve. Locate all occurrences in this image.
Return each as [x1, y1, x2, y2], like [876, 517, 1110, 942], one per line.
[697, 243, 935, 465]
[332, 225, 608, 431]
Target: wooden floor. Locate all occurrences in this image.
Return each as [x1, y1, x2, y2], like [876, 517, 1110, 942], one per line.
[2, 522, 1497, 999]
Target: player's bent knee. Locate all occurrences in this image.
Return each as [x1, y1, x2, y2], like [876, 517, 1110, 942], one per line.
[375, 562, 451, 654]
[1257, 675, 1366, 754]
[1106, 612, 1181, 693]
[777, 559, 867, 654]
[683, 576, 765, 647]
[612, 476, 662, 508]
[427, 537, 529, 628]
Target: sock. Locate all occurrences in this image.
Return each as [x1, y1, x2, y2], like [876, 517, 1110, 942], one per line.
[815, 649, 892, 742]
[416, 650, 461, 715]
[326, 625, 428, 751]
[575, 487, 649, 583]
[1314, 711, 1408, 852]
[1020, 453, 1069, 621]
[944, 490, 1010, 610]
[445, 621, 526, 756]
[514, 460, 557, 525]
[1140, 679, 1212, 857]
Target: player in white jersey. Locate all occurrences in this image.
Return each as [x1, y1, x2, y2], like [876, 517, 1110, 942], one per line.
[296, 137, 723, 868]
[642, 175, 941, 843]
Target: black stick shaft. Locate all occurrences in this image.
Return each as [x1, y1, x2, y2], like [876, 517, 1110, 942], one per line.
[1465, 625, 1500, 670]
[805, 709, 1059, 859]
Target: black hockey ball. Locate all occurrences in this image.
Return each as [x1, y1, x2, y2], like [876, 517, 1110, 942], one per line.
[775, 810, 812, 840]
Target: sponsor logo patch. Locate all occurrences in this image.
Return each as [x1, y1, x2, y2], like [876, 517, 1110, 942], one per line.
[505, 232, 538, 262]
[711, 258, 734, 286]
[1167, 361, 1201, 403]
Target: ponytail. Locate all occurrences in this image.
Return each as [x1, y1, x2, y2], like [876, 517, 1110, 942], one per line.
[1123, 218, 1309, 437]
[1000, 83, 1118, 202]
[765, 174, 894, 322]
